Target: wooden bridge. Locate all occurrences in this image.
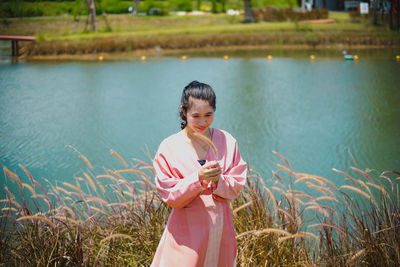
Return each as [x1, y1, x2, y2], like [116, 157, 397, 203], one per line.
[0, 35, 36, 56]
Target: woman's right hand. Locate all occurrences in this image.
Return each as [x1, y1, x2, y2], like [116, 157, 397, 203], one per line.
[198, 161, 221, 182]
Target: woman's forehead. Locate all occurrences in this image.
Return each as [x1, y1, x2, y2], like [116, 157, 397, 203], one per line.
[188, 97, 213, 113]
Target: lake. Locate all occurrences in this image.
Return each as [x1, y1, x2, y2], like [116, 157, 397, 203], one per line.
[1, 50, 399, 199]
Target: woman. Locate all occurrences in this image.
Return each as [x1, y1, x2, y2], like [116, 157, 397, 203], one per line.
[151, 81, 247, 267]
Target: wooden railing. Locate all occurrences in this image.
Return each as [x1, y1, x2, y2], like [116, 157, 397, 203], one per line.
[0, 35, 36, 56]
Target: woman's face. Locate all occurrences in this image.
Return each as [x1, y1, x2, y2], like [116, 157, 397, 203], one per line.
[184, 97, 214, 135]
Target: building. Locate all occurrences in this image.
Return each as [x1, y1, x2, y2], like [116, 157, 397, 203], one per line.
[312, 0, 361, 11]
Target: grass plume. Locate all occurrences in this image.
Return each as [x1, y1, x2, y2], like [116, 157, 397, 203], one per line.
[0, 151, 399, 266]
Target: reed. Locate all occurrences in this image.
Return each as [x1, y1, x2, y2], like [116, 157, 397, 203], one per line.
[0, 151, 399, 266]
[110, 149, 129, 168]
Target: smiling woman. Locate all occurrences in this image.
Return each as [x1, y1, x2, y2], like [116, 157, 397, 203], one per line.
[151, 81, 248, 266]
[183, 100, 214, 135]
[179, 81, 216, 162]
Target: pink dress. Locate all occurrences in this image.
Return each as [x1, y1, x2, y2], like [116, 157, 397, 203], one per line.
[151, 128, 247, 267]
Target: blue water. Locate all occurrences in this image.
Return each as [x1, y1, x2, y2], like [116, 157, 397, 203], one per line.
[1, 54, 400, 199]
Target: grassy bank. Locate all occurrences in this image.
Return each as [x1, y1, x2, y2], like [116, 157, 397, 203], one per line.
[1, 13, 400, 58]
[1, 150, 399, 266]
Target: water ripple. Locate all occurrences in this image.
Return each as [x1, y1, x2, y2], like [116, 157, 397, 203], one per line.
[1, 58, 400, 197]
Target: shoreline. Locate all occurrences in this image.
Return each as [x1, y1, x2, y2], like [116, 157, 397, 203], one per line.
[3, 13, 399, 60]
[21, 44, 400, 61]
[21, 32, 400, 60]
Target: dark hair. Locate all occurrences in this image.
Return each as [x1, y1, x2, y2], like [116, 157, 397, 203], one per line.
[180, 81, 216, 129]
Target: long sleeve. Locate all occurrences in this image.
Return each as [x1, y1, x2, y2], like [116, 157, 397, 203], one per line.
[153, 143, 204, 209]
[212, 140, 247, 201]
[151, 129, 245, 267]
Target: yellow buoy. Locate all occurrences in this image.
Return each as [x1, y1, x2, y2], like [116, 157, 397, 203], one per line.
[267, 55, 273, 61]
[223, 55, 229, 60]
[141, 55, 147, 61]
[182, 55, 187, 61]
[354, 55, 359, 60]
[396, 55, 400, 61]
[310, 55, 315, 60]
[98, 55, 104, 61]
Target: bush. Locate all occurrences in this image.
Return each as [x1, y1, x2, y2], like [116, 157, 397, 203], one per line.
[138, 0, 169, 14]
[253, 0, 298, 9]
[252, 8, 329, 22]
[0, 1, 80, 18]
[0, 2, 43, 18]
[168, 0, 193, 12]
[0, 1, 135, 18]
[98, 0, 132, 14]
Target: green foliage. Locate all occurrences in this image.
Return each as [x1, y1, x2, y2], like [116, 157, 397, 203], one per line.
[211, 0, 217, 13]
[0, 1, 141, 17]
[138, 0, 170, 14]
[99, 0, 132, 14]
[0, 0, 302, 18]
[169, 0, 194, 12]
[295, 22, 312, 32]
[252, 0, 298, 9]
[36, 34, 47, 42]
[0, 1, 42, 18]
[0, 1, 81, 18]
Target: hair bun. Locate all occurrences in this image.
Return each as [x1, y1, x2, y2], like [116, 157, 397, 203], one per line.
[189, 81, 200, 87]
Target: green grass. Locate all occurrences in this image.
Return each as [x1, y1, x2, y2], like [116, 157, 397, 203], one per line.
[55, 21, 379, 41]
[1, 13, 399, 56]
[2, 13, 394, 39]
[328, 11, 351, 21]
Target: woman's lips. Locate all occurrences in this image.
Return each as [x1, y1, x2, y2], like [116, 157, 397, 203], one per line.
[196, 127, 206, 131]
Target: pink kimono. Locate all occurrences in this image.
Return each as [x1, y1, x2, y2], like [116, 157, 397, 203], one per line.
[151, 128, 247, 267]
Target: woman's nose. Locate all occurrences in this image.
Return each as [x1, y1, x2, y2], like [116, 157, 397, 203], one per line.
[199, 117, 207, 125]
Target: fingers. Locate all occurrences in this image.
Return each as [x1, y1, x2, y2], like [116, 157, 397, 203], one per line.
[199, 161, 221, 182]
[203, 161, 220, 169]
[203, 169, 221, 179]
[203, 162, 221, 175]
[205, 170, 221, 181]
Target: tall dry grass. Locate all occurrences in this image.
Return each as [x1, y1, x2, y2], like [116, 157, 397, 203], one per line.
[1, 149, 168, 266]
[1, 150, 399, 266]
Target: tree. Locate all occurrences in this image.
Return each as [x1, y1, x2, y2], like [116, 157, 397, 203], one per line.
[396, 0, 400, 31]
[85, 0, 97, 32]
[389, 0, 394, 29]
[131, 0, 140, 16]
[243, 0, 255, 22]
[211, 0, 217, 13]
[197, 0, 202, 11]
[221, 0, 227, 13]
[371, 0, 378, 26]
